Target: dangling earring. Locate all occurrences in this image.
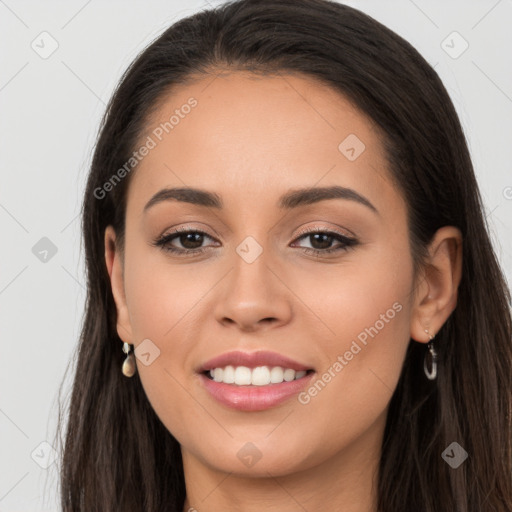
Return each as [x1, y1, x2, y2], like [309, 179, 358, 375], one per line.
[423, 329, 437, 380]
[122, 342, 136, 377]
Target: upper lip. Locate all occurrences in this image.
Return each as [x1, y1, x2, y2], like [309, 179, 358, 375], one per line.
[198, 350, 313, 372]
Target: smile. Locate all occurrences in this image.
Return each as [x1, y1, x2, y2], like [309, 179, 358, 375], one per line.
[197, 350, 316, 411]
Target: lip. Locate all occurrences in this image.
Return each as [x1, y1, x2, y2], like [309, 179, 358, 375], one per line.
[197, 350, 315, 412]
[198, 350, 313, 372]
[199, 372, 316, 411]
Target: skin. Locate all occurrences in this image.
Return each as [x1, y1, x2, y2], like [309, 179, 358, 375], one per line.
[104, 71, 462, 512]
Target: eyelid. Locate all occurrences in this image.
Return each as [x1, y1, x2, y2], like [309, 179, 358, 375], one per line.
[160, 225, 219, 246]
[161, 224, 220, 238]
[293, 224, 356, 240]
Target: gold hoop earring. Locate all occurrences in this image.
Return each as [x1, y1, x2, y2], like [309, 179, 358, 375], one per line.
[122, 342, 136, 378]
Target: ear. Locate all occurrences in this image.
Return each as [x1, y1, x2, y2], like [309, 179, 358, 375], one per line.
[410, 226, 463, 343]
[104, 225, 133, 344]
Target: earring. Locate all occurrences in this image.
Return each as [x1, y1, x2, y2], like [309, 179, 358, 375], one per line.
[423, 329, 437, 380]
[122, 342, 136, 378]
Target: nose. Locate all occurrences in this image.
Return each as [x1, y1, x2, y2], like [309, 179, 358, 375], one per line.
[213, 248, 293, 332]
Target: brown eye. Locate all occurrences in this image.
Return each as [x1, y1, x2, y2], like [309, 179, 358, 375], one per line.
[176, 232, 205, 249]
[292, 229, 358, 256]
[153, 229, 217, 255]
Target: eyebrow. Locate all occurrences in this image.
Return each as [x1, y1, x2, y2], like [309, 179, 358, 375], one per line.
[143, 185, 378, 214]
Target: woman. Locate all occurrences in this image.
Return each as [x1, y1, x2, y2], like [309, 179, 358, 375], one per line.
[56, 0, 512, 510]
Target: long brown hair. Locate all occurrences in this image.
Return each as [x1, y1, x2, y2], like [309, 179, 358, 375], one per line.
[54, 1, 512, 510]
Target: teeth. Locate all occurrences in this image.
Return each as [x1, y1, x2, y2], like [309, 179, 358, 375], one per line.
[223, 365, 235, 383]
[270, 366, 284, 383]
[251, 366, 270, 386]
[235, 366, 252, 385]
[208, 366, 308, 385]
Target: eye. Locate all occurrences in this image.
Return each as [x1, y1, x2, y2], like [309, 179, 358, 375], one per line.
[291, 227, 358, 256]
[152, 226, 359, 258]
[152, 227, 218, 256]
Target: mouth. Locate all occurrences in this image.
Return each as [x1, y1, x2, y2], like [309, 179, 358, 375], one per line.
[197, 350, 316, 411]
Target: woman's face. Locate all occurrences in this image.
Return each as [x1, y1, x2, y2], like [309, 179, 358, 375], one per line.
[106, 71, 420, 478]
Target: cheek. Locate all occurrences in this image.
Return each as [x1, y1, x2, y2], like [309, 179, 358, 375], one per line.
[293, 248, 413, 438]
[120, 251, 210, 445]
[122, 243, 218, 340]
[318, 245, 412, 374]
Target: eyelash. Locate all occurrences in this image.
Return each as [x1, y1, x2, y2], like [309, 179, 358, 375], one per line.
[152, 226, 358, 258]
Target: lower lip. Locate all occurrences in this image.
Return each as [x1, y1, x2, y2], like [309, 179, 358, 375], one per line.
[199, 372, 315, 411]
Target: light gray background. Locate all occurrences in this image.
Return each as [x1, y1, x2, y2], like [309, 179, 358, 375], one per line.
[1, 0, 511, 510]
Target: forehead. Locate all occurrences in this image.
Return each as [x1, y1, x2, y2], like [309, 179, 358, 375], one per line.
[126, 71, 398, 215]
